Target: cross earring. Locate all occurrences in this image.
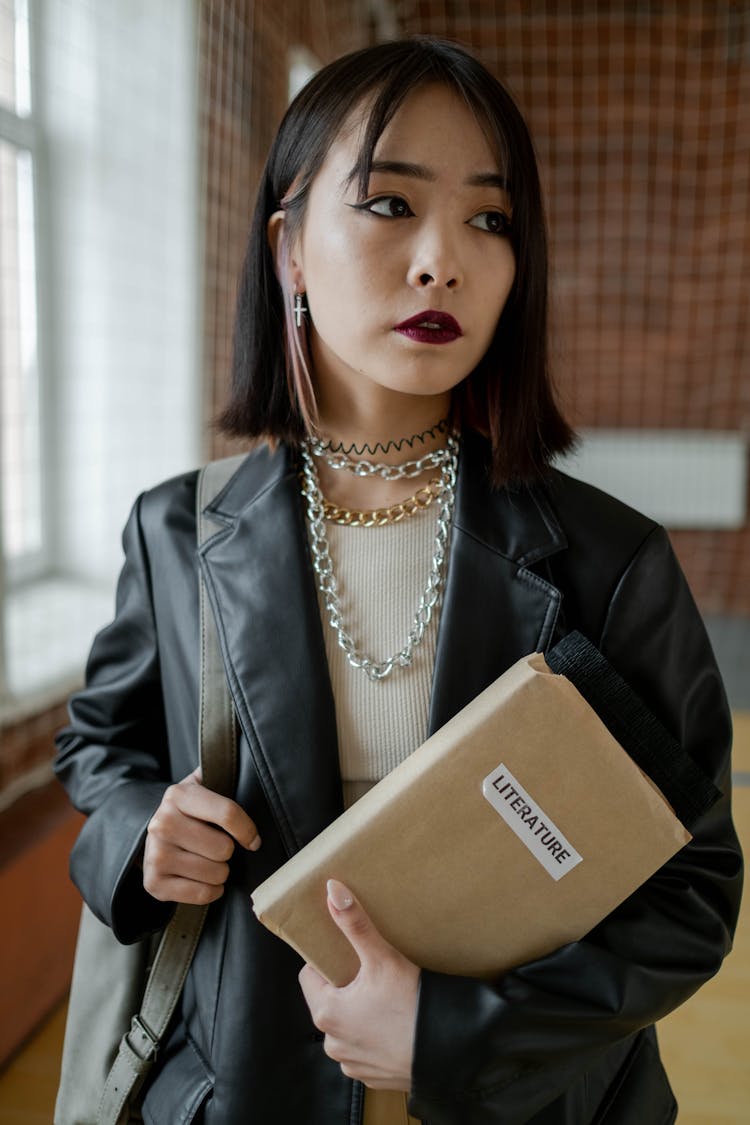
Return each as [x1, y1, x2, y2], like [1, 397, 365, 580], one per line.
[294, 292, 308, 328]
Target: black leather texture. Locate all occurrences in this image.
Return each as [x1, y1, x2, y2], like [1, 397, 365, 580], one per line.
[55, 431, 743, 1125]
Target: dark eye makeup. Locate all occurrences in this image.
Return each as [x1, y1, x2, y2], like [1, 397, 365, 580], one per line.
[348, 194, 512, 235]
[348, 195, 414, 219]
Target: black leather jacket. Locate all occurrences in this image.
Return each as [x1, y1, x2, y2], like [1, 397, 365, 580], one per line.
[55, 432, 742, 1125]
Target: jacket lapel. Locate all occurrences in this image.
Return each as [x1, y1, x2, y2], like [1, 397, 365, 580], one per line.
[199, 444, 342, 856]
[428, 432, 567, 733]
[199, 435, 567, 856]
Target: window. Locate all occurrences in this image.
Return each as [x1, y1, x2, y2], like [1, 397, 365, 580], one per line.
[287, 46, 319, 103]
[0, 0, 202, 718]
[1, 0, 44, 710]
[1, 0, 40, 582]
[1, 142, 42, 580]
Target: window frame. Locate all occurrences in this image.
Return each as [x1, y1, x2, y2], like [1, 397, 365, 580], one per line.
[0, 0, 53, 592]
[0, 0, 58, 711]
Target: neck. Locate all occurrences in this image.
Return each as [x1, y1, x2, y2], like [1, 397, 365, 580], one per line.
[308, 356, 456, 507]
[309, 412, 454, 512]
[314, 391, 452, 466]
[317, 419, 449, 460]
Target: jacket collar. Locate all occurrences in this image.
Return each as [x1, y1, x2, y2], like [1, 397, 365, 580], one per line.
[199, 433, 567, 855]
[202, 430, 566, 565]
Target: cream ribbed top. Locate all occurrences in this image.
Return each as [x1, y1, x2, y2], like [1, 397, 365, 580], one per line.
[308, 505, 442, 810]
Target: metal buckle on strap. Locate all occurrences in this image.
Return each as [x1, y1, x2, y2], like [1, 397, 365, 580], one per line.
[127, 1014, 159, 1063]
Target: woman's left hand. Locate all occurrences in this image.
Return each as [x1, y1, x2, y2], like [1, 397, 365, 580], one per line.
[298, 879, 420, 1091]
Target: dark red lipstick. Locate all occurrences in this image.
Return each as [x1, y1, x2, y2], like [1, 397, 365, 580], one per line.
[394, 310, 463, 345]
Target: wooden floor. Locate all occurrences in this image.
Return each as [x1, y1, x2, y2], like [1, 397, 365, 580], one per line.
[0, 1003, 67, 1125]
[656, 713, 750, 1124]
[1, 725, 749, 1123]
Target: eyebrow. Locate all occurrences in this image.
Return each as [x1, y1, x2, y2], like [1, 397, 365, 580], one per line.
[347, 159, 510, 193]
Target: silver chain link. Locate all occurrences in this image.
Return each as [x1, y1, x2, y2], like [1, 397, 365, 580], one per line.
[299, 434, 459, 682]
[307, 440, 452, 481]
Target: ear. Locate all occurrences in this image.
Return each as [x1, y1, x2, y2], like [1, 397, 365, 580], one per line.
[267, 209, 304, 291]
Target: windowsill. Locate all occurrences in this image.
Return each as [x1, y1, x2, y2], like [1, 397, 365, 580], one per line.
[1, 575, 114, 724]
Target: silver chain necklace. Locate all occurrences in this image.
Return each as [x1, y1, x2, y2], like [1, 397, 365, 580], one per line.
[307, 440, 451, 481]
[299, 434, 459, 682]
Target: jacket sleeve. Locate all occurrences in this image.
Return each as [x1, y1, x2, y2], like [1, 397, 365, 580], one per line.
[408, 525, 743, 1124]
[54, 492, 175, 943]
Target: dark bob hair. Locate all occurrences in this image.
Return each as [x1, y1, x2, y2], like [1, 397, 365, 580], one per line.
[217, 36, 575, 485]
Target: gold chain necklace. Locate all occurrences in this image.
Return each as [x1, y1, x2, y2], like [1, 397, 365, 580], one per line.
[321, 477, 444, 527]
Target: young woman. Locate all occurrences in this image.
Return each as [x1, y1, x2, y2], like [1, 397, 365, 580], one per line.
[55, 37, 742, 1125]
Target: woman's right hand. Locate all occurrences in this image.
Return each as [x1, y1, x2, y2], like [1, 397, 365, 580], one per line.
[143, 768, 261, 905]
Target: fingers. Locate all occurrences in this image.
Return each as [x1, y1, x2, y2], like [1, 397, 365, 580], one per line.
[143, 768, 261, 905]
[143, 835, 231, 901]
[150, 811, 235, 863]
[298, 962, 328, 1012]
[144, 870, 226, 906]
[169, 772, 261, 851]
[298, 964, 341, 1052]
[326, 880, 387, 966]
[298, 881, 420, 1093]
[327, 879, 354, 911]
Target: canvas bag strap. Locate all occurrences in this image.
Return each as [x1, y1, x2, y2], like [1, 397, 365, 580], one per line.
[97, 456, 242, 1125]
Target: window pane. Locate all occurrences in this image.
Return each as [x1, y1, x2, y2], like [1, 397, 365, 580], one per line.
[287, 46, 319, 103]
[0, 0, 31, 115]
[0, 140, 41, 563]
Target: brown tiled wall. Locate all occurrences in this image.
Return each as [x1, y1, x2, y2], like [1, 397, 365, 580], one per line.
[200, 0, 749, 612]
[0, 702, 69, 801]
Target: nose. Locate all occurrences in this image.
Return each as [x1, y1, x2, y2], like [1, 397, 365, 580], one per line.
[406, 222, 463, 291]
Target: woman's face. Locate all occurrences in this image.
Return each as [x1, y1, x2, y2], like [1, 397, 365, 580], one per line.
[288, 82, 517, 413]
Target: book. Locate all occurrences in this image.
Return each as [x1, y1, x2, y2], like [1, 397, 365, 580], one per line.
[252, 651, 691, 986]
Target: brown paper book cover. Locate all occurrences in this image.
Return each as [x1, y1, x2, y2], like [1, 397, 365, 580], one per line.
[251, 653, 691, 986]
